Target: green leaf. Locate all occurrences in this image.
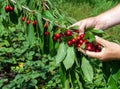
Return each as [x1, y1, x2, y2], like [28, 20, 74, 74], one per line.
[75, 72, 83, 89]
[64, 79, 70, 89]
[68, 25, 79, 30]
[49, 31, 54, 52]
[91, 29, 104, 34]
[42, 10, 55, 21]
[48, 22, 54, 52]
[56, 42, 67, 64]
[112, 70, 120, 81]
[85, 31, 95, 42]
[27, 0, 35, 10]
[59, 64, 67, 88]
[80, 42, 85, 49]
[88, 32, 95, 42]
[27, 23, 35, 47]
[9, 12, 18, 24]
[29, 73, 40, 79]
[81, 56, 94, 82]
[31, 79, 37, 85]
[66, 17, 77, 24]
[108, 76, 118, 89]
[63, 47, 75, 70]
[37, 13, 44, 36]
[16, 0, 22, 11]
[0, 79, 8, 87]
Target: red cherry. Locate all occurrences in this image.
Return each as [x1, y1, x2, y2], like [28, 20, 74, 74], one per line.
[86, 45, 93, 51]
[77, 35, 81, 40]
[71, 38, 77, 43]
[95, 44, 102, 52]
[32, 20, 37, 26]
[5, 5, 10, 12]
[77, 43, 81, 48]
[26, 20, 30, 25]
[74, 30, 79, 33]
[21, 17, 26, 21]
[53, 36, 57, 41]
[10, 6, 14, 12]
[54, 33, 61, 39]
[67, 40, 73, 46]
[80, 34, 84, 38]
[79, 40, 84, 44]
[44, 31, 50, 36]
[95, 49, 101, 52]
[65, 30, 72, 36]
[84, 39, 88, 43]
[85, 43, 92, 47]
[85, 43, 95, 51]
[96, 44, 101, 49]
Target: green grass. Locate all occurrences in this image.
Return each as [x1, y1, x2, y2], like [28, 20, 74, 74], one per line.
[58, 0, 120, 41]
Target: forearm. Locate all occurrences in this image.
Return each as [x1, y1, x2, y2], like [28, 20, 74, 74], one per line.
[95, 4, 120, 30]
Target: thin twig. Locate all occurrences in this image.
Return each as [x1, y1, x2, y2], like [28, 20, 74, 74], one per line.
[10, 0, 66, 28]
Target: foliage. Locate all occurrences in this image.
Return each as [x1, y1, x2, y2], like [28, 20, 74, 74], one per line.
[0, 0, 120, 89]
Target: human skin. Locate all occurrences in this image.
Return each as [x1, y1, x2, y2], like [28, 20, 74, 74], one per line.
[70, 4, 120, 61]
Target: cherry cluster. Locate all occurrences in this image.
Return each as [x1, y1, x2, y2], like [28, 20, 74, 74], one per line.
[5, 5, 37, 26]
[53, 30, 102, 52]
[21, 16, 37, 26]
[5, 5, 14, 13]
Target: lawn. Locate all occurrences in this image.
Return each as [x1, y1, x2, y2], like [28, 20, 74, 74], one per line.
[58, 0, 120, 41]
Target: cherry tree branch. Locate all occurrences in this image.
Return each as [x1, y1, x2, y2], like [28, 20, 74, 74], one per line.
[10, 0, 66, 28]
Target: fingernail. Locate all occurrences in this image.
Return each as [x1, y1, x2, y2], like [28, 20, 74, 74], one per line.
[95, 35, 99, 39]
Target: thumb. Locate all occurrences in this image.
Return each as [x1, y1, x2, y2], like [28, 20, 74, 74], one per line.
[95, 36, 109, 47]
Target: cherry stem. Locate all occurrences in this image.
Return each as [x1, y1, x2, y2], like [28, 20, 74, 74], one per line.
[10, 0, 66, 29]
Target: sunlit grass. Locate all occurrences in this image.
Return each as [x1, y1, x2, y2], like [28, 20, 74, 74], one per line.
[59, 0, 120, 41]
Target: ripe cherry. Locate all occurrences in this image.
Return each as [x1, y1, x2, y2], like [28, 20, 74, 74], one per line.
[77, 43, 81, 48]
[21, 17, 26, 21]
[10, 6, 14, 12]
[53, 36, 57, 41]
[80, 34, 84, 38]
[96, 44, 101, 50]
[26, 20, 31, 25]
[65, 30, 72, 36]
[44, 31, 50, 36]
[71, 38, 77, 43]
[67, 40, 73, 46]
[32, 20, 37, 26]
[79, 39, 84, 44]
[85, 43, 94, 51]
[5, 5, 10, 12]
[86, 45, 93, 51]
[77, 35, 81, 40]
[54, 33, 61, 39]
[95, 44, 102, 52]
[95, 49, 101, 52]
[74, 30, 79, 33]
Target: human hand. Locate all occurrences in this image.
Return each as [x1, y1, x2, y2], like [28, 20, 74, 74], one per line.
[78, 36, 120, 61]
[69, 17, 105, 33]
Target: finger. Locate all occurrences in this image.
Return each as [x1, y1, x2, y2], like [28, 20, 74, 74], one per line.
[86, 50, 101, 59]
[78, 23, 85, 33]
[77, 48, 86, 55]
[95, 36, 110, 47]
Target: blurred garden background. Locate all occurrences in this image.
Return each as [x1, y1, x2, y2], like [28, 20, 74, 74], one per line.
[57, 0, 120, 41]
[0, 0, 120, 89]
